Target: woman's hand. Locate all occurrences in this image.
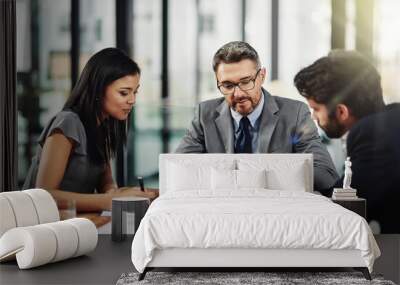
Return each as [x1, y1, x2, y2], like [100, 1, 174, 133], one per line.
[114, 186, 159, 201]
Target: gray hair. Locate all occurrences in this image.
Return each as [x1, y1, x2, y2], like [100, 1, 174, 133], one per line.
[212, 41, 261, 72]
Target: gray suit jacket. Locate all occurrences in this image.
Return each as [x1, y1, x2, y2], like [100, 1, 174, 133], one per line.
[175, 90, 339, 191]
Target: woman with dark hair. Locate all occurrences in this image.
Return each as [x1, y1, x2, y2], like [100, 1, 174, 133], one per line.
[23, 48, 157, 214]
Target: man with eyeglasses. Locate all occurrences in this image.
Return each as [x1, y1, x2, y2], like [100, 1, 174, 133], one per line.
[175, 41, 338, 191]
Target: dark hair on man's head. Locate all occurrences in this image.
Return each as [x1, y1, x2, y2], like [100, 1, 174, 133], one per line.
[64, 47, 141, 163]
[294, 50, 385, 119]
[212, 41, 261, 72]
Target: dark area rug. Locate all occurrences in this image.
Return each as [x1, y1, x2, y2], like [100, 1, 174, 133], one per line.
[116, 271, 396, 285]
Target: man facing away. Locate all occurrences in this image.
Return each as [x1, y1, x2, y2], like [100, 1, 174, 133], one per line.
[294, 50, 400, 233]
[175, 41, 339, 192]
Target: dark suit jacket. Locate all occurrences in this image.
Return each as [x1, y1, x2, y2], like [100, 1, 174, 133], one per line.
[337, 103, 400, 233]
[175, 89, 339, 191]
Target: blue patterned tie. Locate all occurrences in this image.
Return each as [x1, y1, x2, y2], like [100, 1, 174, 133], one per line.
[235, 117, 252, 153]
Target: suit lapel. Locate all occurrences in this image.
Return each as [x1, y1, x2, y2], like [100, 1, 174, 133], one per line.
[215, 101, 235, 153]
[258, 89, 279, 153]
[214, 89, 279, 153]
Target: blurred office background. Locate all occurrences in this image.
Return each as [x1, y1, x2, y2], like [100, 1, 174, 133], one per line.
[15, 0, 400, 188]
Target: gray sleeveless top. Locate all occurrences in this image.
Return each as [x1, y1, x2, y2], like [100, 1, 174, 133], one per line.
[23, 111, 106, 193]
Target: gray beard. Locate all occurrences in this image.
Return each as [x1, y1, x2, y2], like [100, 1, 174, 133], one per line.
[232, 98, 258, 115]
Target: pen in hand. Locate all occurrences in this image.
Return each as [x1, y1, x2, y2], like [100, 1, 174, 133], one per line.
[138, 176, 144, 192]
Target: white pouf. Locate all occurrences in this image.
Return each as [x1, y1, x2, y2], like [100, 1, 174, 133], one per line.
[23, 189, 59, 223]
[0, 196, 17, 237]
[0, 218, 98, 269]
[0, 190, 98, 269]
[1, 191, 39, 227]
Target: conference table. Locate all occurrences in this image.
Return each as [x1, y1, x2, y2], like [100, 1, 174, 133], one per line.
[1, 218, 398, 285]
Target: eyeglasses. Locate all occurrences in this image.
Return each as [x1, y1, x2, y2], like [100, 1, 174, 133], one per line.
[217, 69, 261, 95]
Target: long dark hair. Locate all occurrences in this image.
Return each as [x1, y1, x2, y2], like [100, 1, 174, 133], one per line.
[64, 48, 141, 163]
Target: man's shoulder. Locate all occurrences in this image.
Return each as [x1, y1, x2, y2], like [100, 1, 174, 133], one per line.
[198, 97, 225, 108]
[196, 97, 226, 118]
[355, 103, 400, 125]
[350, 103, 400, 136]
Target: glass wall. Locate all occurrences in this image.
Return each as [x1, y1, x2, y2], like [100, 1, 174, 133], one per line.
[80, 0, 116, 69]
[374, 0, 400, 103]
[169, 0, 243, 145]
[16, 0, 71, 185]
[16, 0, 400, 189]
[128, 0, 245, 186]
[196, 0, 242, 102]
[130, 0, 162, 186]
[169, 0, 197, 152]
[278, 0, 331, 101]
[125, 0, 335, 187]
[245, 0, 272, 81]
[345, 0, 356, 50]
[16, 0, 116, 186]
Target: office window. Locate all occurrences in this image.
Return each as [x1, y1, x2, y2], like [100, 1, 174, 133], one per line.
[345, 0, 356, 50]
[169, 0, 243, 150]
[80, 0, 116, 69]
[278, 0, 331, 100]
[196, 0, 242, 103]
[375, 0, 400, 103]
[16, 0, 71, 186]
[129, 0, 162, 186]
[169, 0, 242, 149]
[169, 0, 197, 150]
[127, 0, 243, 186]
[37, 0, 72, 124]
[245, 0, 272, 82]
[169, 0, 243, 126]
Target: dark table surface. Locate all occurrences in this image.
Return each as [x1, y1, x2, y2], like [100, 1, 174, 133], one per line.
[1, 234, 398, 284]
[0, 235, 134, 285]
